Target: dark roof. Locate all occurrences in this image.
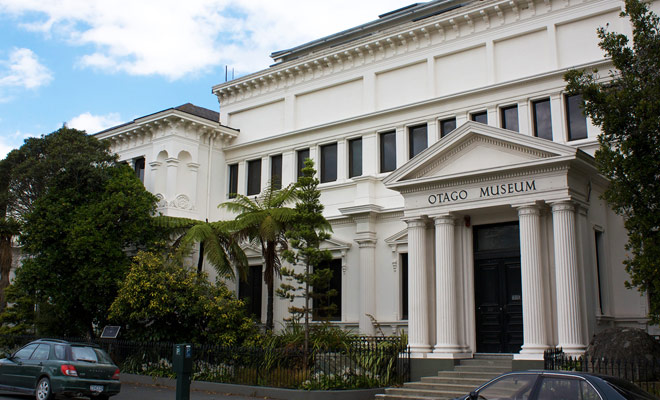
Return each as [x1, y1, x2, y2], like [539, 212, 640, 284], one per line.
[270, 0, 466, 64]
[94, 103, 219, 135]
[174, 103, 219, 122]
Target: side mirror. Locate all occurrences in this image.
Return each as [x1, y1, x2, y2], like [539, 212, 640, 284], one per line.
[469, 391, 480, 400]
[3, 352, 12, 360]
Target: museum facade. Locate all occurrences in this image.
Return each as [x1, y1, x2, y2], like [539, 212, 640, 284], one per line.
[96, 0, 658, 360]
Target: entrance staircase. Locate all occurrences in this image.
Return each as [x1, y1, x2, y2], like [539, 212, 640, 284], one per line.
[375, 354, 513, 400]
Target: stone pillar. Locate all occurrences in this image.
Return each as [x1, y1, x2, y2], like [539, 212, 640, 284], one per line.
[357, 238, 377, 335]
[147, 160, 161, 195]
[433, 215, 462, 356]
[165, 157, 179, 203]
[516, 205, 549, 359]
[406, 218, 432, 354]
[188, 162, 200, 208]
[551, 201, 586, 355]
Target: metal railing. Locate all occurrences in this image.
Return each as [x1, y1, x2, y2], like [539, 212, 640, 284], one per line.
[544, 347, 660, 395]
[0, 335, 410, 390]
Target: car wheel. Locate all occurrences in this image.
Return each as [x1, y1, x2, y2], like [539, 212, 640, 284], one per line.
[35, 377, 54, 400]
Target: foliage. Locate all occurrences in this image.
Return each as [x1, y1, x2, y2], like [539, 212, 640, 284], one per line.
[4, 153, 161, 337]
[277, 158, 334, 362]
[109, 251, 261, 344]
[220, 183, 297, 330]
[153, 216, 248, 279]
[564, 0, 660, 322]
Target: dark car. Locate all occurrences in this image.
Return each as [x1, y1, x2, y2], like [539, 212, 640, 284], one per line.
[455, 370, 658, 400]
[0, 338, 121, 400]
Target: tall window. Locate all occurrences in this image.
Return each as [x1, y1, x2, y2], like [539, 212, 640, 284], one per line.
[228, 163, 238, 199]
[348, 138, 362, 178]
[471, 111, 488, 124]
[532, 98, 553, 140]
[134, 157, 145, 183]
[239, 265, 262, 320]
[501, 105, 519, 132]
[246, 159, 261, 196]
[313, 258, 342, 321]
[401, 253, 408, 320]
[320, 143, 337, 183]
[595, 231, 605, 314]
[297, 148, 310, 179]
[380, 130, 396, 173]
[408, 124, 428, 159]
[440, 118, 457, 138]
[566, 94, 588, 140]
[270, 154, 282, 190]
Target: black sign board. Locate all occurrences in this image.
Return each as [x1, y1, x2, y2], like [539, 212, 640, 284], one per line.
[100, 326, 121, 339]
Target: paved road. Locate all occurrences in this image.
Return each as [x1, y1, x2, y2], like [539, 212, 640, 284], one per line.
[0, 382, 268, 400]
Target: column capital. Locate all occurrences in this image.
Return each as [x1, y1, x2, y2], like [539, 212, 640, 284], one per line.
[355, 238, 377, 248]
[432, 214, 455, 225]
[149, 161, 162, 168]
[404, 217, 427, 229]
[165, 157, 180, 166]
[517, 204, 541, 216]
[187, 162, 201, 172]
[550, 200, 576, 213]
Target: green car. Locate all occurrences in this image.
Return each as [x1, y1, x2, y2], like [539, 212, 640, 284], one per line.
[0, 338, 121, 400]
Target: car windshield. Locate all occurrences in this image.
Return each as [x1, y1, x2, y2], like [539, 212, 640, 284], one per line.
[70, 346, 113, 364]
[601, 376, 659, 400]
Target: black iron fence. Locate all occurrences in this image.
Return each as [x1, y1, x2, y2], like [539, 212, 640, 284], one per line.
[0, 335, 410, 390]
[544, 347, 660, 395]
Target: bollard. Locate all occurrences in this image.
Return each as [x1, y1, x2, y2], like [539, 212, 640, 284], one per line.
[173, 343, 193, 400]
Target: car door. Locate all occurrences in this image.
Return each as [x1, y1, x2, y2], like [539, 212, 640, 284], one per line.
[0, 343, 38, 389]
[535, 376, 601, 400]
[22, 344, 51, 390]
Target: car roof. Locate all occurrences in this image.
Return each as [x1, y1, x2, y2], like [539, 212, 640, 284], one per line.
[29, 338, 101, 348]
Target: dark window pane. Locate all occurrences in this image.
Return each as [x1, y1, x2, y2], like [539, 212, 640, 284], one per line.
[246, 159, 261, 196]
[380, 131, 396, 173]
[401, 253, 408, 320]
[134, 157, 145, 183]
[14, 344, 38, 360]
[440, 118, 457, 138]
[297, 148, 309, 179]
[320, 143, 337, 183]
[270, 154, 282, 190]
[348, 138, 362, 178]
[313, 258, 342, 321]
[471, 111, 488, 124]
[408, 124, 428, 159]
[566, 94, 588, 140]
[475, 222, 520, 252]
[479, 375, 537, 400]
[239, 265, 262, 320]
[501, 105, 519, 132]
[533, 99, 553, 140]
[228, 164, 238, 199]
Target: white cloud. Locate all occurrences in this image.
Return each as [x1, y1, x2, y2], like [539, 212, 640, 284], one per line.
[0, 48, 53, 89]
[67, 112, 122, 134]
[0, 130, 37, 159]
[0, 0, 412, 79]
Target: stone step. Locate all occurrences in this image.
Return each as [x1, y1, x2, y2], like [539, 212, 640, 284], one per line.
[458, 358, 512, 367]
[403, 381, 480, 392]
[381, 387, 465, 399]
[472, 353, 515, 359]
[421, 376, 492, 386]
[435, 370, 502, 380]
[454, 365, 511, 373]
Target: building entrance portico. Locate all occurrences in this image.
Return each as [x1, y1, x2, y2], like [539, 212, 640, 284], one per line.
[384, 122, 606, 360]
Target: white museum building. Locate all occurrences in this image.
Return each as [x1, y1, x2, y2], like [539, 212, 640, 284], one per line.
[95, 0, 659, 362]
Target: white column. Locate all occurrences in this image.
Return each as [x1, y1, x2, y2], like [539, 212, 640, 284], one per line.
[147, 161, 161, 195]
[516, 205, 549, 359]
[357, 238, 377, 335]
[551, 201, 586, 355]
[433, 215, 462, 356]
[406, 218, 432, 354]
[165, 157, 179, 202]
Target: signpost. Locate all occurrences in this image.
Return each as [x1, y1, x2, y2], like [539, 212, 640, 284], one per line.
[173, 344, 193, 400]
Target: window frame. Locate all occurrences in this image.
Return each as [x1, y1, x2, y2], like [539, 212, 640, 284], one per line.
[246, 158, 262, 196]
[270, 154, 282, 190]
[296, 148, 310, 180]
[470, 110, 488, 125]
[565, 94, 588, 141]
[320, 142, 338, 183]
[348, 137, 362, 178]
[500, 104, 519, 132]
[439, 117, 457, 138]
[227, 163, 238, 199]
[379, 130, 397, 173]
[532, 98, 553, 140]
[408, 124, 428, 159]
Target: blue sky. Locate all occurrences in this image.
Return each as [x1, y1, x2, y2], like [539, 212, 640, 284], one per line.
[0, 0, 413, 158]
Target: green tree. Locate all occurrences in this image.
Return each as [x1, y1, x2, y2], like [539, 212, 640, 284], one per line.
[565, 0, 660, 322]
[109, 251, 260, 344]
[221, 183, 297, 330]
[277, 159, 333, 365]
[3, 128, 161, 337]
[153, 216, 248, 279]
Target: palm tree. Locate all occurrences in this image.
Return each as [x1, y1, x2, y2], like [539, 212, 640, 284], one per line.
[221, 183, 297, 330]
[153, 216, 248, 280]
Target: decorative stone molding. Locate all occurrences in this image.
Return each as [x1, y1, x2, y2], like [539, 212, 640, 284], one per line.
[155, 193, 167, 208]
[170, 194, 194, 210]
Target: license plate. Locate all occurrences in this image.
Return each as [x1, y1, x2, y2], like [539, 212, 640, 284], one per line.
[90, 385, 104, 392]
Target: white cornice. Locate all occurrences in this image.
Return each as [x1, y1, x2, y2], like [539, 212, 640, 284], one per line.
[212, 0, 613, 105]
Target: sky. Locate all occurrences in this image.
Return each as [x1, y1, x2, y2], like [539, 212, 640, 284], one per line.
[0, 0, 415, 159]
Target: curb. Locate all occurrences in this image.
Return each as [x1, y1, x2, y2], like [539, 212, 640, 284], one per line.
[120, 373, 385, 400]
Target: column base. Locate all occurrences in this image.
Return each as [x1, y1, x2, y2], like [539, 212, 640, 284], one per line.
[514, 344, 551, 360]
[429, 349, 472, 359]
[409, 345, 433, 356]
[560, 344, 587, 357]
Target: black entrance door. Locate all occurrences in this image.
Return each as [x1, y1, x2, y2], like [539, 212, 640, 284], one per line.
[474, 222, 523, 353]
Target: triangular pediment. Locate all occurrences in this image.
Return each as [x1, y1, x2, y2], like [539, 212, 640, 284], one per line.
[384, 122, 583, 188]
[320, 236, 352, 251]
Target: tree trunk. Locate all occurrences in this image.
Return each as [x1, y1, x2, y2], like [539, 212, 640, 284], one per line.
[264, 241, 276, 330]
[0, 234, 12, 312]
